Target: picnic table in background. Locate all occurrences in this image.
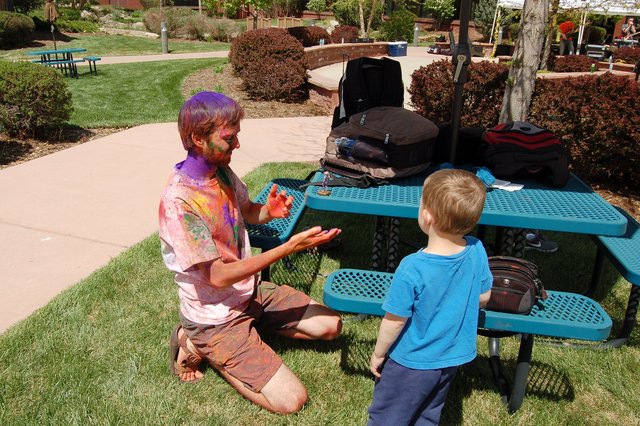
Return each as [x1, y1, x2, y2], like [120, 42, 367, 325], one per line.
[26, 47, 87, 79]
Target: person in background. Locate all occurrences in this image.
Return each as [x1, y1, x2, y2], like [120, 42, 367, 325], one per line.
[622, 17, 637, 40]
[558, 21, 576, 55]
[367, 169, 493, 425]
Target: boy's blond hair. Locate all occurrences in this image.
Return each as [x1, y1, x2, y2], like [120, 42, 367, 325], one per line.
[421, 169, 486, 235]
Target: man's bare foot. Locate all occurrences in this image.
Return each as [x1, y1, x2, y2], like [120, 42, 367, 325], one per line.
[170, 325, 204, 383]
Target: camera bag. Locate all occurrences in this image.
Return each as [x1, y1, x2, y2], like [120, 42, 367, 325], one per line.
[486, 256, 548, 315]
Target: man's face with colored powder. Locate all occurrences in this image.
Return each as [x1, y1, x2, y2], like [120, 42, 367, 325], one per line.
[197, 122, 240, 166]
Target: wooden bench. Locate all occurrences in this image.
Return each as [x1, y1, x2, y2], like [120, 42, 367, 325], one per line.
[247, 178, 307, 281]
[323, 268, 612, 412]
[83, 56, 101, 75]
[590, 206, 640, 348]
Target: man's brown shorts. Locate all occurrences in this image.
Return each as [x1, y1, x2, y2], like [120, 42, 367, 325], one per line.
[180, 281, 311, 393]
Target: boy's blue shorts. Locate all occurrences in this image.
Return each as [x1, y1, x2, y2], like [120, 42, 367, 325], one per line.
[367, 358, 458, 426]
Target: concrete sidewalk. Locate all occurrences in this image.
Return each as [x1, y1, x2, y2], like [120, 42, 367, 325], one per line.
[0, 117, 330, 333]
[0, 45, 471, 333]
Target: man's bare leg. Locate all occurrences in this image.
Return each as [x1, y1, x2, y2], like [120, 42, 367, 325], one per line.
[217, 363, 308, 414]
[277, 300, 342, 340]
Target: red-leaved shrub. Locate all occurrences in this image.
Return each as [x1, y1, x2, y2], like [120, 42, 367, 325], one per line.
[552, 55, 596, 72]
[229, 28, 307, 101]
[409, 59, 509, 127]
[330, 25, 359, 44]
[529, 73, 640, 191]
[287, 26, 330, 47]
[612, 46, 640, 64]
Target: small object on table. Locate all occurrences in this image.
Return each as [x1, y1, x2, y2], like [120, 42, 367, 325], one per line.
[317, 171, 332, 196]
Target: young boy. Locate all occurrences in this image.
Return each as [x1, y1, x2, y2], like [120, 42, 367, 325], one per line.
[158, 92, 342, 414]
[368, 169, 492, 425]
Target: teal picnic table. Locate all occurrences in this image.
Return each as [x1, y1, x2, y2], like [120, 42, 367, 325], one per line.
[305, 170, 628, 411]
[26, 47, 87, 78]
[305, 170, 627, 270]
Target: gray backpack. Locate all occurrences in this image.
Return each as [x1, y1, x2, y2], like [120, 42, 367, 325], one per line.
[322, 106, 439, 180]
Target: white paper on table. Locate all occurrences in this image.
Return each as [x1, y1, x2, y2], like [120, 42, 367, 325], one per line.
[491, 179, 524, 192]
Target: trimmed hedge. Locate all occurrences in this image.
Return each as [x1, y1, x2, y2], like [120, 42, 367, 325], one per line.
[0, 11, 35, 48]
[330, 25, 359, 43]
[613, 46, 640, 64]
[287, 25, 330, 47]
[409, 59, 509, 127]
[529, 74, 640, 191]
[229, 28, 307, 101]
[0, 62, 73, 138]
[552, 54, 596, 72]
[410, 61, 640, 192]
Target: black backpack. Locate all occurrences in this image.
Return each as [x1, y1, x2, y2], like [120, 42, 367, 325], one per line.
[478, 121, 570, 187]
[331, 56, 404, 129]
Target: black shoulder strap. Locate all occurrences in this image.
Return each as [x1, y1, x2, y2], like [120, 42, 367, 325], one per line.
[380, 57, 404, 108]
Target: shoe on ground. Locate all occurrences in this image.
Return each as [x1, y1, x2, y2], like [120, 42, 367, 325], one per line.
[525, 232, 559, 253]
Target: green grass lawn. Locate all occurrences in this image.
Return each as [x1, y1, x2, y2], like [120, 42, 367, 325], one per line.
[0, 162, 638, 425]
[0, 33, 229, 62]
[66, 58, 225, 128]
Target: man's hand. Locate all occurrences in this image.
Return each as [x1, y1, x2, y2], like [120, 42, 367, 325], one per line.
[286, 226, 342, 253]
[265, 184, 294, 219]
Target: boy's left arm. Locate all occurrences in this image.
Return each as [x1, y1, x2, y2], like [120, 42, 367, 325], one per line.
[242, 184, 294, 225]
[370, 313, 407, 378]
[479, 289, 492, 308]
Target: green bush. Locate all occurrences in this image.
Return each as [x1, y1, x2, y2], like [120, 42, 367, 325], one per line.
[379, 8, 416, 42]
[330, 25, 359, 43]
[332, 0, 383, 29]
[143, 7, 196, 37]
[473, 0, 497, 41]
[0, 11, 35, 48]
[55, 19, 99, 33]
[409, 59, 509, 127]
[230, 28, 307, 101]
[0, 62, 73, 138]
[552, 55, 596, 72]
[207, 17, 241, 42]
[287, 25, 330, 46]
[11, 0, 41, 14]
[613, 46, 640, 64]
[529, 74, 640, 191]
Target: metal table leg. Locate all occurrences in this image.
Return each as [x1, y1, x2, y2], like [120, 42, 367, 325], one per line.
[387, 218, 400, 272]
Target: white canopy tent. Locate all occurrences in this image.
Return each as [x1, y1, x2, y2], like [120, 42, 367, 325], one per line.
[489, 0, 640, 47]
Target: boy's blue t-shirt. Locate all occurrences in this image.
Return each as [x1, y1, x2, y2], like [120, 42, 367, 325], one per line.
[382, 236, 492, 370]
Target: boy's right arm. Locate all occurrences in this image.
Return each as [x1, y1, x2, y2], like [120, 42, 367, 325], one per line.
[479, 289, 492, 308]
[370, 313, 407, 378]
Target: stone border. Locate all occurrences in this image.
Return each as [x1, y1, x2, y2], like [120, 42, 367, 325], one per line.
[305, 42, 389, 112]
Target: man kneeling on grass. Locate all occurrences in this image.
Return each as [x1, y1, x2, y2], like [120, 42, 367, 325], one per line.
[158, 91, 342, 413]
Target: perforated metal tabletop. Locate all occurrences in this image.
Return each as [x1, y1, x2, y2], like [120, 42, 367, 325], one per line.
[305, 172, 627, 236]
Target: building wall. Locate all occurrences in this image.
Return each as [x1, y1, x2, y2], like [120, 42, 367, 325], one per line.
[99, 0, 144, 9]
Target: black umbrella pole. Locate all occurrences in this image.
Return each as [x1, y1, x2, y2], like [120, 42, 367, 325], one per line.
[449, 0, 473, 164]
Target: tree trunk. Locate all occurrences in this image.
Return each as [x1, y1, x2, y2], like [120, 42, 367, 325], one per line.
[540, 0, 559, 70]
[358, 0, 366, 37]
[499, 0, 549, 123]
[365, 0, 380, 37]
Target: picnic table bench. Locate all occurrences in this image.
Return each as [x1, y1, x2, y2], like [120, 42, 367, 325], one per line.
[589, 207, 640, 348]
[247, 178, 308, 281]
[323, 268, 612, 412]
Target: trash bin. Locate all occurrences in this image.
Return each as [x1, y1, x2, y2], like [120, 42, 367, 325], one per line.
[388, 41, 407, 57]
